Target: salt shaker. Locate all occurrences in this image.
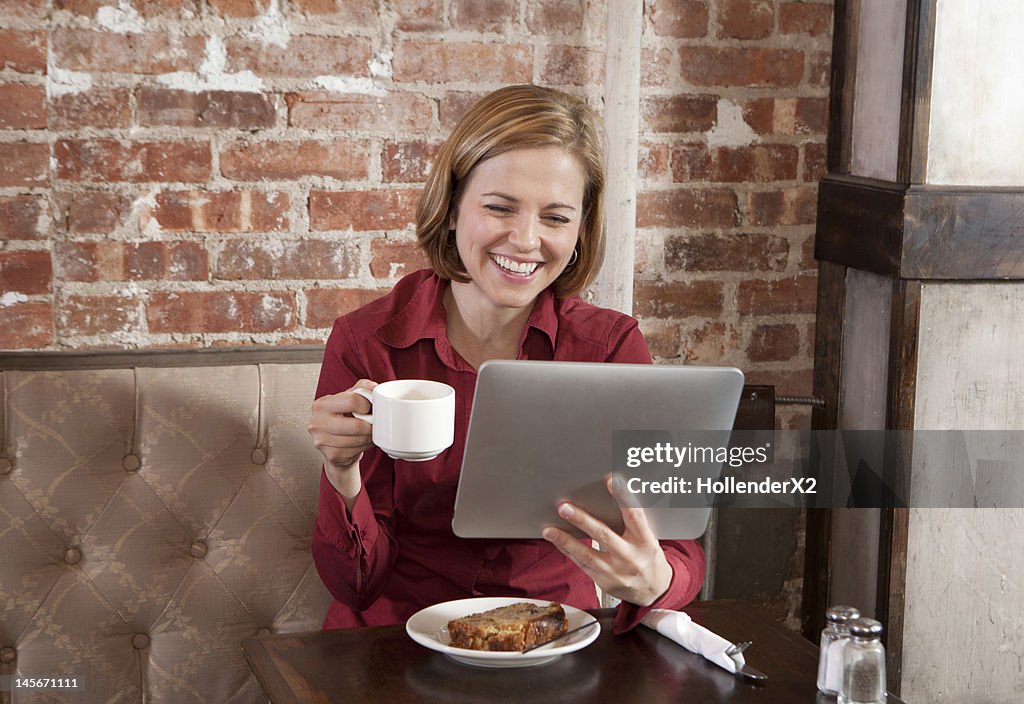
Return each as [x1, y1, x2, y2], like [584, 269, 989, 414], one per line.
[839, 617, 886, 704]
[817, 604, 860, 695]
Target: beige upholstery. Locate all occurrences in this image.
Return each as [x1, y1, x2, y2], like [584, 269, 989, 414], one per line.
[0, 361, 331, 703]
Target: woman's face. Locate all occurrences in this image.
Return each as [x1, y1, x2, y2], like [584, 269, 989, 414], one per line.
[451, 146, 585, 314]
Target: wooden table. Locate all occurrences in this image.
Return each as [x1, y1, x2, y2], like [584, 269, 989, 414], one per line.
[242, 599, 904, 703]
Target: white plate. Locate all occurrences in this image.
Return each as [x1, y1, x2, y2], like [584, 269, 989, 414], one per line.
[405, 597, 600, 668]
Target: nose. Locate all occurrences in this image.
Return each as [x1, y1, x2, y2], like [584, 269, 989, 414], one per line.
[507, 214, 540, 252]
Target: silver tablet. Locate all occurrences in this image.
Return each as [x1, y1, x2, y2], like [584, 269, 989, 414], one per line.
[451, 360, 745, 540]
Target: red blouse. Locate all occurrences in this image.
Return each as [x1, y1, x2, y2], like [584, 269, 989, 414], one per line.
[312, 270, 706, 632]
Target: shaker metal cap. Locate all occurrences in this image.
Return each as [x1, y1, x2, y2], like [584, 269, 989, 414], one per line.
[825, 605, 861, 623]
[849, 617, 884, 638]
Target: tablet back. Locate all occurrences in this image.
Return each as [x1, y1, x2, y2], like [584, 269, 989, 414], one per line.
[452, 360, 745, 539]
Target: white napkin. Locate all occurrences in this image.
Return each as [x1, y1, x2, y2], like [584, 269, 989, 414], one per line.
[640, 609, 745, 674]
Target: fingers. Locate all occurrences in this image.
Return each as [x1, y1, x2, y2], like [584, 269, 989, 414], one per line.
[542, 526, 610, 574]
[606, 474, 657, 544]
[308, 380, 378, 469]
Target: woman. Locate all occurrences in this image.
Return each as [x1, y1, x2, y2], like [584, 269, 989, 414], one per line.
[308, 84, 705, 632]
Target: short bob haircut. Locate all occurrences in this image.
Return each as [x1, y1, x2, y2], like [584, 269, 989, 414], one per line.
[416, 84, 605, 299]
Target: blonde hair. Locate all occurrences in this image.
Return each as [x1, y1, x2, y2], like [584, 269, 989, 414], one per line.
[416, 84, 605, 298]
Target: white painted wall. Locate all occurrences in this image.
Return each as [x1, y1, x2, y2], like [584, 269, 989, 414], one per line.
[927, 1, 1024, 186]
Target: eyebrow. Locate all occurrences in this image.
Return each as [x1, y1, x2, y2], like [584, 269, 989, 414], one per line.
[481, 192, 578, 212]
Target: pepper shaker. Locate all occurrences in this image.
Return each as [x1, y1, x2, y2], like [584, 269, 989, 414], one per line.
[839, 617, 886, 704]
[817, 604, 860, 696]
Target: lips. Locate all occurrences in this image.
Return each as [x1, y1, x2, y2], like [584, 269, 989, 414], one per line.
[490, 254, 540, 277]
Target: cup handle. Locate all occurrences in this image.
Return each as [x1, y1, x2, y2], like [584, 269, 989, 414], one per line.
[351, 387, 374, 424]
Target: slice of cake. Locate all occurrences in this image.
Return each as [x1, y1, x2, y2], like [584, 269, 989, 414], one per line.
[447, 602, 568, 651]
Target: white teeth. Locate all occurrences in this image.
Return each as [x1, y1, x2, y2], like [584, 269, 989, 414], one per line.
[492, 255, 539, 275]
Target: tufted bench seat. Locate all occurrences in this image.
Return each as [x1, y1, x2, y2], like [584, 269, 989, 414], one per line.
[0, 348, 331, 704]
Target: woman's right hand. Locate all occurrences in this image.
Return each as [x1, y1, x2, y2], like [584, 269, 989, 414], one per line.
[308, 380, 377, 499]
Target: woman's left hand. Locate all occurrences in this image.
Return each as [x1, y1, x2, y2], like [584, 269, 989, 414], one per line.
[542, 474, 673, 606]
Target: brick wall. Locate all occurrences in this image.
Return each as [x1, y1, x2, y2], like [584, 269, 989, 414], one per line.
[0, 0, 830, 419]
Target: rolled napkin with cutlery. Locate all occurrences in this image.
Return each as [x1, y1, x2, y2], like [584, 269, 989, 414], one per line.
[641, 609, 746, 674]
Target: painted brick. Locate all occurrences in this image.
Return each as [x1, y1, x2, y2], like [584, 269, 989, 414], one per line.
[747, 323, 800, 362]
[719, 0, 775, 40]
[392, 41, 531, 84]
[0, 31, 46, 74]
[215, 239, 358, 280]
[665, 233, 789, 272]
[680, 321, 735, 364]
[55, 140, 212, 183]
[0, 302, 52, 349]
[287, 92, 433, 134]
[641, 47, 675, 89]
[136, 88, 277, 129]
[641, 95, 717, 133]
[780, 2, 832, 36]
[0, 0, 48, 18]
[636, 188, 738, 229]
[649, 0, 709, 38]
[393, 0, 444, 31]
[450, 0, 517, 32]
[638, 142, 671, 182]
[382, 141, 442, 183]
[525, 0, 586, 35]
[369, 239, 430, 279]
[712, 145, 800, 182]
[309, 189, 420, 232]
[58, 294, 138, 337]
[539, 45, 604, 87]
[0, 84, 47, 129]
[0, 142, 49, 187]
[147, 291, 296, 333]
[680, 47, 804, 87]
[220, 141, 366, 181]
[745, 186, 817, 226]
[670, 143, 712, 181]
[0, 196, 47, 241]
[304, 287, 389, 328]
[124, 241, 209, 281]
[53, 240, 122, 282]
[633, 280, 724, 319]
[49, 88, 131, 129]
[225, 36, 372, 76]
[147, 190, 290, 233]
[54, 191, 132, 234]
[52, 29, 204, 74]
[0, 250, 52, 295]
[737, 275, 817, 315]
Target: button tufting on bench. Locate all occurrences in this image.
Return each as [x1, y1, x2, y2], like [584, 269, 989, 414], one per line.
[64, 546, 82, 565]
[0, 457, 11, 475]
[132, 634, 150, 650]
[250, 448, 268, 465]
[189, 540, 208, 558]
[0, 646, 15, 663]
[123, 454, 141, 472]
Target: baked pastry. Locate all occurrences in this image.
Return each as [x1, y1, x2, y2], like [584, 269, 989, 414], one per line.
[447, 602, 568, 651]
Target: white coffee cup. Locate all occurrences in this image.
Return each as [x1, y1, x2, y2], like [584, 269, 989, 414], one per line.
[352, 380, 455, 461]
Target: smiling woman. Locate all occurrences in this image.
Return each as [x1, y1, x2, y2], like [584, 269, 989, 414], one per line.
[306, 84, 706, 635]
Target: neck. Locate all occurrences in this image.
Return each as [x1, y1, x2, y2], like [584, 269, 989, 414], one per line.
[444, 283, 535, 368]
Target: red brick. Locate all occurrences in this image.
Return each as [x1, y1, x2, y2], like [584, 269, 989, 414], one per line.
[670, 143, 712, 181]
[650, 0, 709, 38]
[53, 240, 123, 282]
[641, 48, 675, 89]
[55, 140, 212, 183]
[220, 141, 366, 181]
[54, 191, 132, 234]
[0, 31, 46, 74]
[147, 190, 290, 233]
[0, 142, 49, 187]
[392, 41, 531, 84]
[680, 47, 804, 88]
[0, 84, 46, 129]
[438, 91, 487, 132]
[309, 189, 420, 232]
[58, 294, 138, 337]
[634, 280, 724, 319]
[525, 0, 585, 34]
[451, 0, 516, 32]
[746, 186, 817, 226]
[0, 0, 48, 18]
[780, 2, 832, 36]
[744, 98, 828, 136]
[712, 145, 799, 182]
[636, 188, 738, 229]
[638, 321, 681, 359]
[56, 0, 198, 17]
[395, 0, 444, 31]
[539, 45, 604, 87]
[808, 51, 831, 88]
[737, 275, 817, 315]
[287, 92, 433, 134]
[369, 239, 430, 279]
[382, 141, 441, 183]
[215, 239, 358, 280]
[288, 0, 384, 25]
[147, 291, 296, 333]
[304, 287, 388, 328]
[49, 88, 131, 129]
[641, 95, 717, 134]
[665, 233, 789, 272]
[0, 250, 52, 295]
[747, 323, 800, 362]
[136, 88, 277, 128]
[125, 241, 208, 281]
[225, 36, 372, 77]
[0, 196, 47, 241]
[719, 0, 774, 40]
[52, 29, 204, 74]
[0, 301, 52, 349]
[207, 0, 260, 16]
[638, 142, 671, 182]
[680, 321, 735, 364]
[803, 143, 827, 183]
[799, 232, 817, 270]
